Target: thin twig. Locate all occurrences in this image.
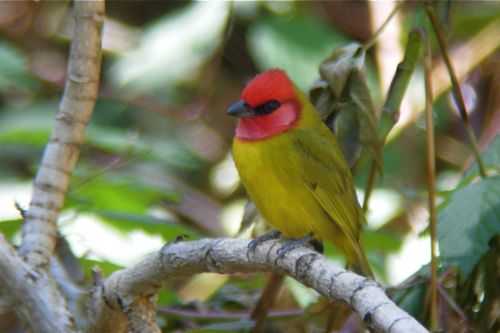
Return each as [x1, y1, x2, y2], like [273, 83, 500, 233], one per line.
[157, 306, 303, 320]
[250, 273, 284, 333]
[420, 27, 439, 332]
[425, 5, 486, 178]
[364, 1, 405, 50]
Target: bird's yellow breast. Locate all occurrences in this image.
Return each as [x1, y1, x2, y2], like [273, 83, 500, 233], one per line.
[232, 130, 340, 239]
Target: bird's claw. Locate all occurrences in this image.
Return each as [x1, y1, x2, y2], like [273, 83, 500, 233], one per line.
[276, 233, 314, 259]
[248, 230, 281, 252]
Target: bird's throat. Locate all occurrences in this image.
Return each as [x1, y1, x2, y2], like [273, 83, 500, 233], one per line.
[235, 102, 300, 141]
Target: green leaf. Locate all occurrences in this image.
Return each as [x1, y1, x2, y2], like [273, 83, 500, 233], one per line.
[0, 218, 22, 241]
[437, 175, 500, 279]
[80, 258, 124, 278]
[157, 287, 179, 306]
[392, 283, 426, 321]
[94, 210, 192, 241]
[109, 1, 230, 98]
[310, 44, 381, 168]
[0, 101, 56, 146]
[390, 265, 429, 321]
[248, 12, 348, 91]
[362, 230, 404, 253]
[0, 41, 38, 91]
[84, 126, 203, 171]
[464, 135, 500, 181]
[66, 171, 196, 239]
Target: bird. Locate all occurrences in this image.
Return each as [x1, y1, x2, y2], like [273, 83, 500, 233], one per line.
[227, 69, 372, 277]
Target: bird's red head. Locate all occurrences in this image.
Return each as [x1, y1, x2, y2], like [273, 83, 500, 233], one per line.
[227, 69, 301, 141]
[241, 69, 297, 108]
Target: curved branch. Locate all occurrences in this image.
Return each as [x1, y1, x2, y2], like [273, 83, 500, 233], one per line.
[89, 238, 428, 333]
[19, 0, 104, 269]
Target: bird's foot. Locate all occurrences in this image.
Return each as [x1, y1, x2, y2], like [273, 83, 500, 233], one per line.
[277, 233, 315, 259]
[248, 230, 281, 252]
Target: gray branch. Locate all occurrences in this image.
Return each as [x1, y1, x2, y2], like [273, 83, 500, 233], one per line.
[19, 0, 104, 269]
[0, 1, 104, 332]
[0, 235, 77, 332]
[89, 238, 428, 333]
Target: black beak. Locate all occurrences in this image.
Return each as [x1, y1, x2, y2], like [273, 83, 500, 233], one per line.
[226, 100, 255, 117]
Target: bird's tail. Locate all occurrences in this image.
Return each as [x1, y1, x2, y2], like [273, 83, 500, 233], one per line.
[346, 242, 373, 277]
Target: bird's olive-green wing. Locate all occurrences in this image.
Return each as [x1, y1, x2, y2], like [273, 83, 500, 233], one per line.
[291, 129, 363, 243]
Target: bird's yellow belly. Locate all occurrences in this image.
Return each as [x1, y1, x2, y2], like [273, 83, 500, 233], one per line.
[233, 137, 332, 239]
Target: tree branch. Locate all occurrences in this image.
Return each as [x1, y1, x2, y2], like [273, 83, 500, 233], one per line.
[19, 0, 104, 269]
[89, 238, 428, 333]
[0, 2, 104, 332]
[0, 235, 77, 332]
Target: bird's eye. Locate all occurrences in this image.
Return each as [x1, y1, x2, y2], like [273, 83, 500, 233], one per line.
[255, 99, 281, 115]
[265, 100, 280, 112]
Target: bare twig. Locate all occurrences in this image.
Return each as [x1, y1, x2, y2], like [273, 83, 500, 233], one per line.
[420, 27, 439, 331]
[250, 273, 284, 333]
[19, 0, 105, 268]
[157, 306, 303, 320]
[88, 238, 428, 333]
[364, 1, 404, 51]
[425, 5, 486, 178]
[386, 18, 500, 143]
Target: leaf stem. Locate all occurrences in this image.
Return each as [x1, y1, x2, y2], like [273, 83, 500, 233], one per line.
[425, 5, 486, 178]
[363, 28, 423, 211]
[362, 161, 377, 214]
[380, 29, 423, 140]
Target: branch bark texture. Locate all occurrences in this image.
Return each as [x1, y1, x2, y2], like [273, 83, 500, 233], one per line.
[19, 0, 104, 269]
[0, 235, 77, 332]
[89, 238, 428, 333]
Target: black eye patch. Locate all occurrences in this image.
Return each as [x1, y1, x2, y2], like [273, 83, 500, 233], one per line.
[254, 99, 281, 115]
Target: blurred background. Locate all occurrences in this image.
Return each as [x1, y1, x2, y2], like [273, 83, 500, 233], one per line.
[0, 1, 498, 332]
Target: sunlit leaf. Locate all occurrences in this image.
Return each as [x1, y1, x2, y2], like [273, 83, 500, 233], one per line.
[109, 1, 230, 98]
[85, 126, 203, 171]
[0, 218, 22, 240]
[178, 273, 229, 304]
[94, 210, 192, 241]
[437, 175, 500, 279]
[66, 173, 187, 238]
